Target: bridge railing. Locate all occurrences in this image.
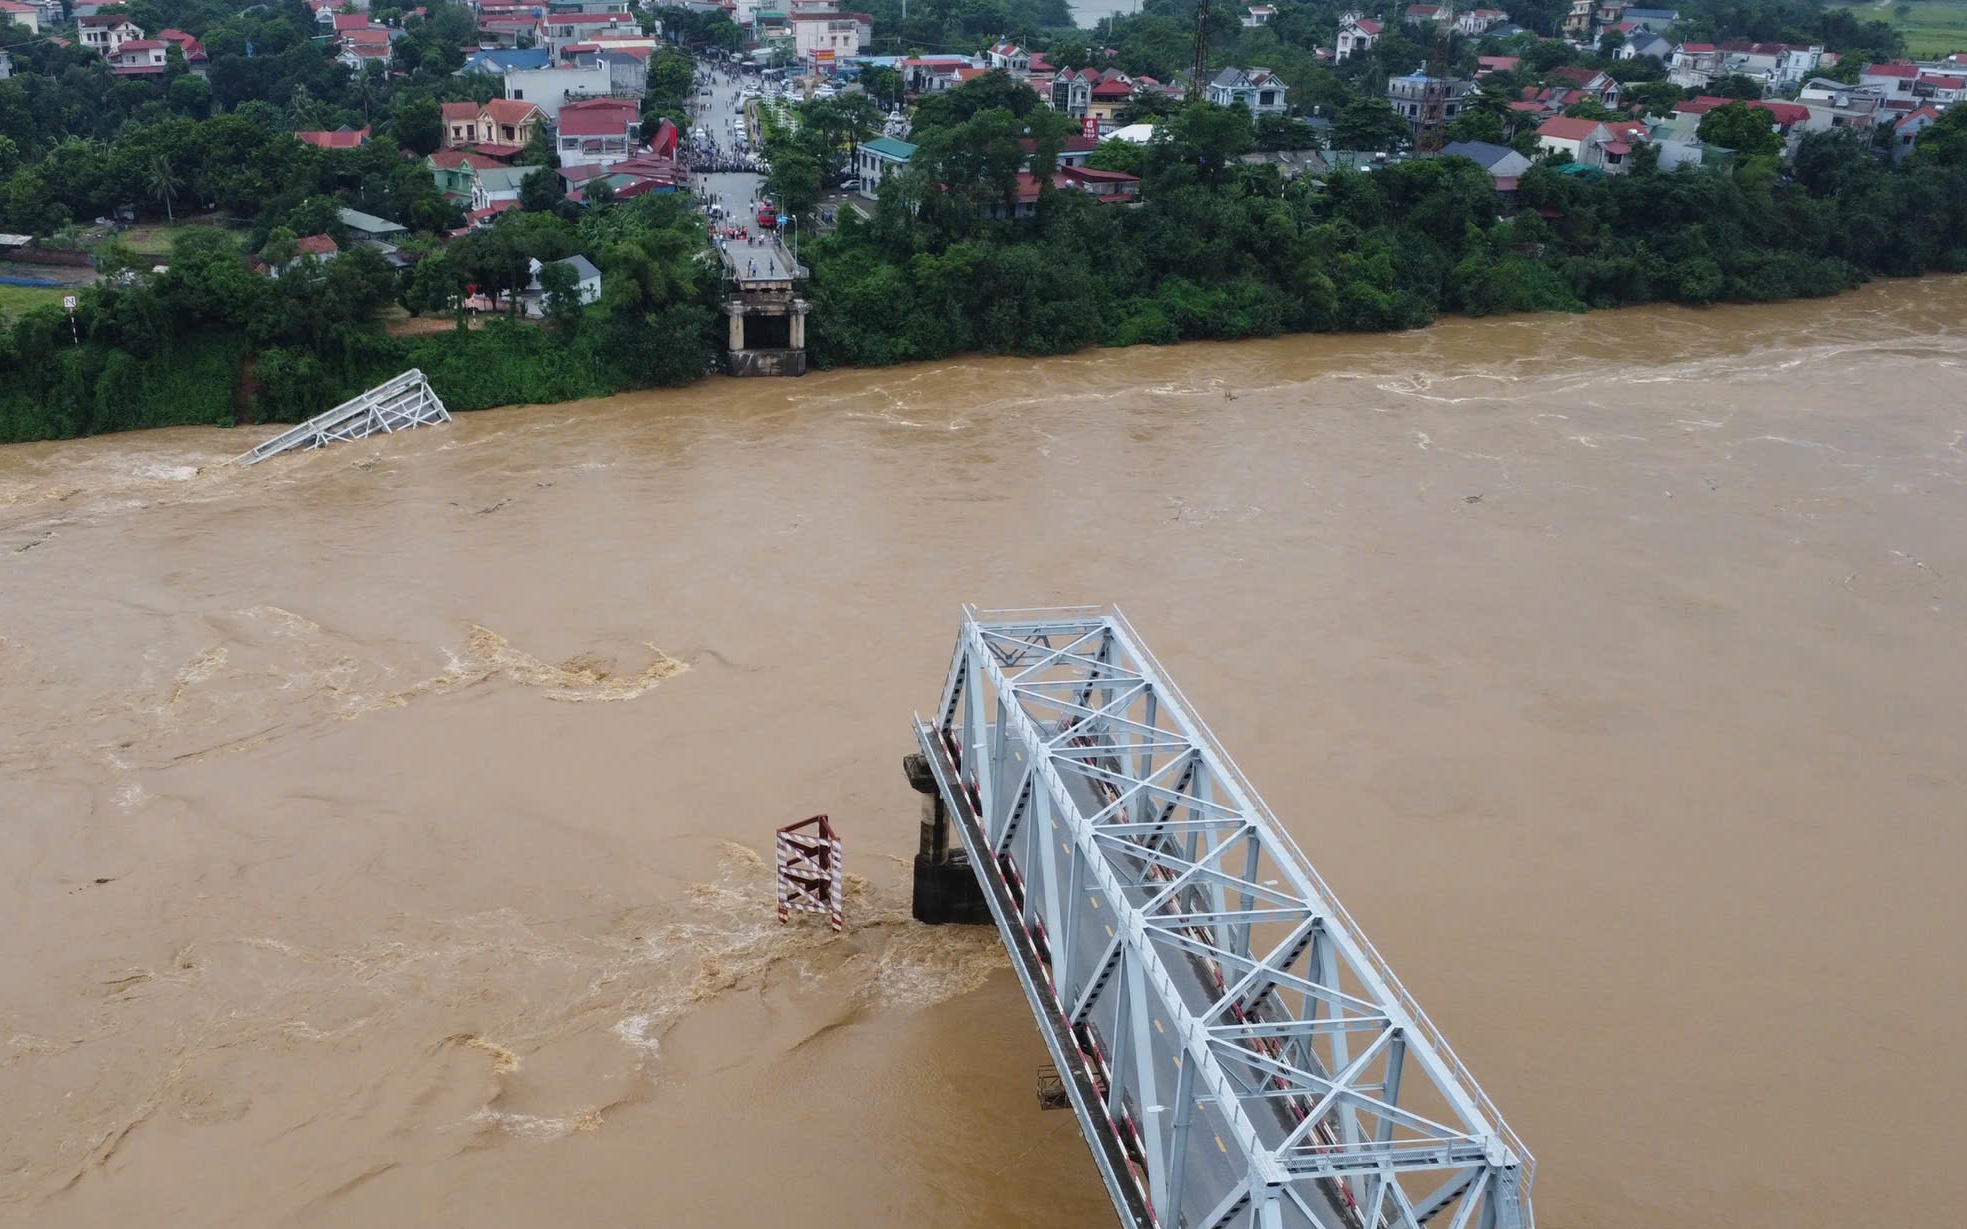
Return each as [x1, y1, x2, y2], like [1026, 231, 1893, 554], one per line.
[1096, 605, 1538, 1200]
[960, 604, 1537, 1227]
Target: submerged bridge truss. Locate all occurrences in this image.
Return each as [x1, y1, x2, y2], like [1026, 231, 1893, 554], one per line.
[236, 369, 450, 465]
[913, 607, 1534, 1229]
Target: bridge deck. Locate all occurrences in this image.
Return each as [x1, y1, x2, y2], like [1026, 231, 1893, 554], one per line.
[917, 607, 1534, 1229]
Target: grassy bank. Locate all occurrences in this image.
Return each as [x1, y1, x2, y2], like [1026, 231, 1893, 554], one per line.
[1830, 0, 1967, 57]
[0, 284, 69, 316]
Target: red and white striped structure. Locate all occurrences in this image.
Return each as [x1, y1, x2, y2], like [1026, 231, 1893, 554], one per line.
[775, 814, 844, 932]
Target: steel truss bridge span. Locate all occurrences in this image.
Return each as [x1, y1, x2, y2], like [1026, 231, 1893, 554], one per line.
[913, 607, 1533, 1229]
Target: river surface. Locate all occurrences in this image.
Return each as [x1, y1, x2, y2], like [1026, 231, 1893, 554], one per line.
[3, 280, 1964, 1228]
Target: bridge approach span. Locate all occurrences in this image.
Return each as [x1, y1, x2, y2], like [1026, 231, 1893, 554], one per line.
[912, 607, 1534, 1229]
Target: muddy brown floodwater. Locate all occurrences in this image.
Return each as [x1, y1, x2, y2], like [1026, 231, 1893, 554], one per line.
[3, 279, 1964, 1229]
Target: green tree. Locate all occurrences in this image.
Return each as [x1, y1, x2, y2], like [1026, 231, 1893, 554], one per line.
[147, 154, 182, 222]
[1697, 101, 1781, 158]
[1910, 106, 1967, 167]
[520, 166, 564, 213]
[391, 96, 443, 156]
[1331, 98, 1410, 152]
[538, 259, 583, 338]
[1445, 109, 1508, 145]
[1709, 73, 1764, 101]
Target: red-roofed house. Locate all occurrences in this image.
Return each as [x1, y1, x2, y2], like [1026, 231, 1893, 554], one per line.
[108, 39, 167, 74]
[1917, 73, 1965, 104]
[295, 234, 338, 257]
[1546, 66, 1622, 107]
[0, 1, 41, 35]
[1536, 116, 1646, 172]
[332, 13, 374, 32]
[1753, 100, 1811, 128]
[1861, 62, 1920, 97]
[157, 29, 208, 75]
[1456, 7, 1509, 34]
[1405, 3, 1441, 23]
[1893, 104, 1941, 161]
[339, 42, 392, 70]
[1675, 96, 1811, 133]
[441, 99, 545, 150]
[986, 41, 1030, 73]
[555, 97, 640, 168]
[1476, 55, 1520, 76]
[1336, 12, 1381, 61]
[294, 126, 372, 150]
[1057, 165, 1143, 202]
[905, 56, 975, 94]
[980, 167, 1143, 218]
[1669, 42, 1721, 88]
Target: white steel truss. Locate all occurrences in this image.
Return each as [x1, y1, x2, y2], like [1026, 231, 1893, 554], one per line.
[236, 369, 450, 465]
[914, 607, 1533, 1229]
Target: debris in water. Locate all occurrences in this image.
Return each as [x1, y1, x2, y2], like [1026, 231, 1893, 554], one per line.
[1464, 494, 1483, 504]
[777, 815, 845, 933]
[475, 498, 511, 516]
[12, 533, 50, 553]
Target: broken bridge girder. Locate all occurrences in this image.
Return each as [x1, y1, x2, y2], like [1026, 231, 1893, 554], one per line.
[917, 606, 1534, 1229]
[236, 369, 450, 465]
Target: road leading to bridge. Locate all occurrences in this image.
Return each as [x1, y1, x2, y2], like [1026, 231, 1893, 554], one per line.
[915, 607, 1535, 1229]
[691, 67, 801, 284]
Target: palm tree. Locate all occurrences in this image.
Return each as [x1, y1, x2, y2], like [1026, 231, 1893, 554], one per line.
[147, 155, 182, 223]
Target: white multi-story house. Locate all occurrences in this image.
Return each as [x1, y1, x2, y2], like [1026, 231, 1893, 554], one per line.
[793, 13, 865, 65]
[854, 136, 915, 199]
[502, 62, 614, 122]
[1205, 67, 1289, 117]
[78, 14, 145, 55]
[1335, 11, 1382, 62]
[1387, 70, 1474, 134]
[985, 40, 1030, 72]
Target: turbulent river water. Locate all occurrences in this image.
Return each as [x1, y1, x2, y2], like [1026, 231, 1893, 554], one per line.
[3, 279, 1964, 1228]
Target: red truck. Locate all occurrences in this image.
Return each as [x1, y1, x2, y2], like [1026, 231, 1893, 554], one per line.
[755, 203, 778, 228]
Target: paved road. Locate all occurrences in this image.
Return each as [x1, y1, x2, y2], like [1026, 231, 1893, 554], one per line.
[689, 66, 800, 282]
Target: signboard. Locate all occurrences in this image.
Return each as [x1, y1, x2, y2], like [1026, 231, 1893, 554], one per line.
[1081, 116, 1099, 140]
[812, 48, 834, 62]
[62, 296, 76, 312]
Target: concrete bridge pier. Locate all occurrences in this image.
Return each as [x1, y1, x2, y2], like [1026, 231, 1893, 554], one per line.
[904, 752, 989, 925]
[722, 278, 811, 377]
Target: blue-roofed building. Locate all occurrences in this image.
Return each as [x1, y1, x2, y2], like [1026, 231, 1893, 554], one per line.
[458, 47, 554, 76]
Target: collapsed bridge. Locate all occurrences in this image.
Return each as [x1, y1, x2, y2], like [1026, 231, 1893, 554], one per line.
[907, 606, 1534, 1229]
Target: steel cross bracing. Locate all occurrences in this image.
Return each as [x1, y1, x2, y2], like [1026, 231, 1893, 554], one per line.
[235, 369, 451, 465]
[914, 607, 1534, 1229]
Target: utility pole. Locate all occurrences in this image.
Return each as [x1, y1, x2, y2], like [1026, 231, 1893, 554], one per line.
[1418, 25, 1453, 154]
[1188, 0, 1211, 102]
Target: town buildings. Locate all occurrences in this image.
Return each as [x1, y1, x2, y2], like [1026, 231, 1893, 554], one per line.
[442, 100, 545, 152]
[1335, 11, 1382, 62]
[1387, 70, 1474, 134]
[1535, 115, 1649, 171]
[555, 97, 642, 168]
[0, 0, 39, 35]
[854, 136, 915, 199]
[1205, 67, 1290, 117]
[77, 13, 144, 55]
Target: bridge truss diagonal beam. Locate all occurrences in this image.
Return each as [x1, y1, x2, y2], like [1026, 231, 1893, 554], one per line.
[916, 606, 1534, 1229]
